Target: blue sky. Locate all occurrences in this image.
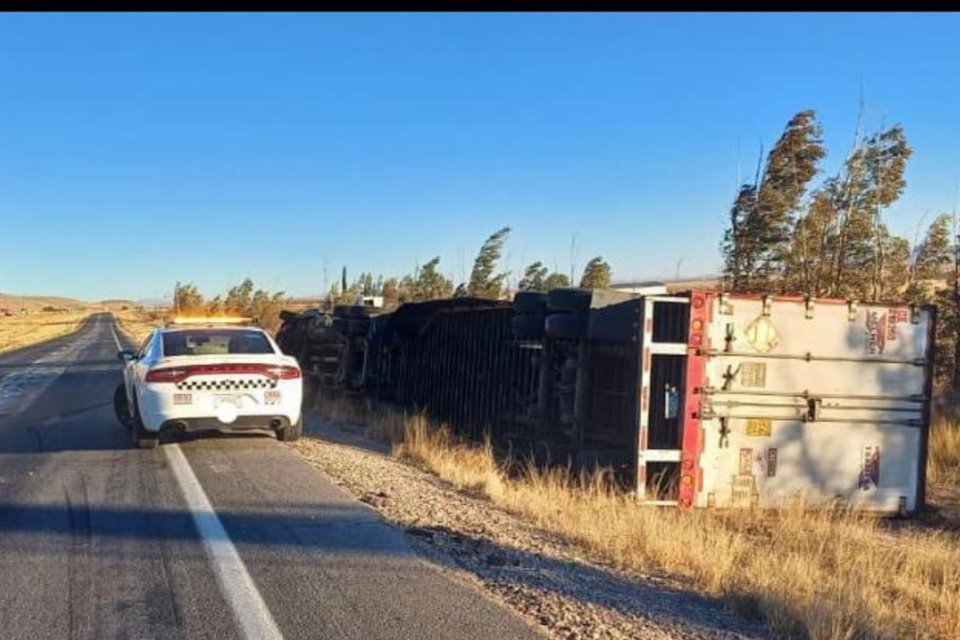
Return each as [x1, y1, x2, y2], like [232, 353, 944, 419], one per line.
[1, 13, 958, 301]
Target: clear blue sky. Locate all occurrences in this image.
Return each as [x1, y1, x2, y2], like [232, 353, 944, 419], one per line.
[1, 13, 959, 302]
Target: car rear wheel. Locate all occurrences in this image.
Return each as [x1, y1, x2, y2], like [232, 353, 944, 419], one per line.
[276, 414, 303, 442]
[131, 397, 159, 449]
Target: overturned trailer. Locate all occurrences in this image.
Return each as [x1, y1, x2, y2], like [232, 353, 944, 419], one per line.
[277, 290, 936, 515]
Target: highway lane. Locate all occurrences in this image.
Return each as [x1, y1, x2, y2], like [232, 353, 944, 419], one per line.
[0, 314, 542, 640]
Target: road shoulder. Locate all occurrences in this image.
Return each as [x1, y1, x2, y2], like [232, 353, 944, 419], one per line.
[293, 414, 766, 640]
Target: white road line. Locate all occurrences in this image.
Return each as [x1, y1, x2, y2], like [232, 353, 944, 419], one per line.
[165, 444, 285, 640]
[109, 322, 123, 351]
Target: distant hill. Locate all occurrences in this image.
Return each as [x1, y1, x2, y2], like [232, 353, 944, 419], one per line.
[0, 292, 94, 311]
[100, 299, 138, 309]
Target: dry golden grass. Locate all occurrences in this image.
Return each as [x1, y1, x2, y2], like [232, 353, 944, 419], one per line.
[314, 395, 960, 640]
[112, 308, 164, 345]
[0, 311, 92, 353]
[929, 415, 960, 487]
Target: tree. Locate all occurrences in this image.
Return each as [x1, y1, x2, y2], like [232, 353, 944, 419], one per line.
[382, 278, 399, 306]
[468, 226, 511, 298]
[914, 214, 953, 281]
[543, 272, 571, 289]
[174, 282, 205, 315]
[723, 110, 826, 293]
[413, 257, 453, 300]
[579, 256, 612, 289]
[397, 274, 417, 303]
[225, 278, 255, 314]
[518, 261, 549, 291]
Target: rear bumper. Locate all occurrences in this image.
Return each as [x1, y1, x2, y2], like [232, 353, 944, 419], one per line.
[137, 382, 302, 432]
[158, 415, 293, 432]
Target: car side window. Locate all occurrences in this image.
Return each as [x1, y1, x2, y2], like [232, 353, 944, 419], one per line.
[137, 332, 154, 359]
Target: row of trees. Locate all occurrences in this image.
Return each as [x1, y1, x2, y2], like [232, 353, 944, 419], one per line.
[722, 109, 958, 391]
[174, 279, 289, 332]
[327, 226, 614, 306]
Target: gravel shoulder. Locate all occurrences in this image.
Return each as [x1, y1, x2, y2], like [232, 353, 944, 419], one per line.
[293, 414, 768, 640]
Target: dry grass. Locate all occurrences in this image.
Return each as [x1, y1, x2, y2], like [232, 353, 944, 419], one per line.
[0, 311, 92, 353]
[929, 414, 960, 488]
[314, 394, 960, 640]
[112, 308, 164, 345]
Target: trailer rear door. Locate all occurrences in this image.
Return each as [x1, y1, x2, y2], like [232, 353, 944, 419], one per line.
[694, 294, 934, 514]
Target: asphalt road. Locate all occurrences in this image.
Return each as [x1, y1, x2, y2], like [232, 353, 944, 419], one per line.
[0, 314, 542, 640]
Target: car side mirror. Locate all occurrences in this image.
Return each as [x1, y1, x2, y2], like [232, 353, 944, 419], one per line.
[117, 350, 137, 362]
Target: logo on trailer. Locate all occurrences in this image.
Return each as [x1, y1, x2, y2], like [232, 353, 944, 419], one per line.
[865, 309, 907, 355]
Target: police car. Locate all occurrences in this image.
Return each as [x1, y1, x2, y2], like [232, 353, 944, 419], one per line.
[114, 317, 303, 448]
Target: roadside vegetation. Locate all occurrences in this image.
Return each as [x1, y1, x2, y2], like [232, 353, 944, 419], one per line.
[311, 395, 960, 640]
[112, 307, 164, 345]
[171, 279, 289, 333]
[0, 309, 91, 354]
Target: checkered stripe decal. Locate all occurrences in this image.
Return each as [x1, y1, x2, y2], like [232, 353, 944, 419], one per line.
[176, 378, 277, 391]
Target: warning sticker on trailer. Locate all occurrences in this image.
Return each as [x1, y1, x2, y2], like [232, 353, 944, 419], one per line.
[739, 447, 753, 475]
[766, 448, 778, 477]
[746, 418, 772, 437]
[859, 445, 881, 490]
[744, 317, 780, 353]
[740, 362, 767, 388]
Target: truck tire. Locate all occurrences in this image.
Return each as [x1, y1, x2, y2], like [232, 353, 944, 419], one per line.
[276, 415, 303, 442]
[513, 291, 548, 314]
[511, 314, 546, 338]
[545, 313, 588, 340]
[346, 305, 372, 318]
[547, 288, 592, 313]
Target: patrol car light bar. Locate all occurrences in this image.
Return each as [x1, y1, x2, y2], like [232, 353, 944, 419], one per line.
[170, 316, 254, 326]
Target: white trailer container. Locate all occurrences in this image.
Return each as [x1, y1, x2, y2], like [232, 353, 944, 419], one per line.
[636, 291, 935, 515]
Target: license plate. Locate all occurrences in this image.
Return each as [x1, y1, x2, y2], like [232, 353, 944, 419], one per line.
[215, 395, 241, 407]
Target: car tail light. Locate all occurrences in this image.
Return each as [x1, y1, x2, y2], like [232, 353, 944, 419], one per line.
[265, 365, 300, 380]
[146, 368, 191, 383]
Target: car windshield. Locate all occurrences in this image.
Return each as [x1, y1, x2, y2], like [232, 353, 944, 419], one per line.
[162, 329, 274, 356]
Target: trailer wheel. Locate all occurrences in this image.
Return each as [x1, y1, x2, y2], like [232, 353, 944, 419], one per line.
[547, 288, 592, 313]
[511, 314, 546, 338]
[513, 291, 548, 314]
[545, 313, 588, 340]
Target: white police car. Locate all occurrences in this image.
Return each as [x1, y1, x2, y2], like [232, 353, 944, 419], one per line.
[114, 318, 303, 448]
